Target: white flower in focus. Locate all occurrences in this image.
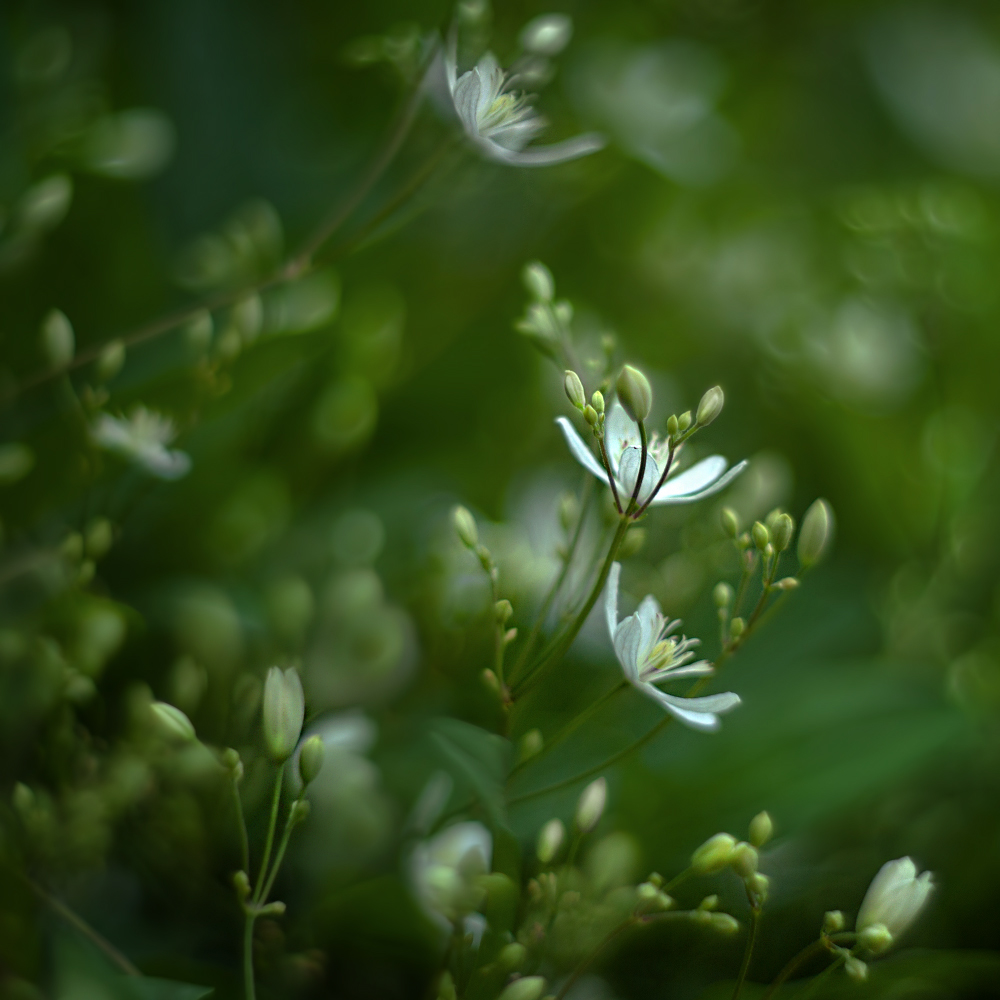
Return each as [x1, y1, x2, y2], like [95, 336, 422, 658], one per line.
[92, 406, 191, 479]
[605, 561, 740, 731]
[439, 38, 605, 166]
[557, 402, 746, 507]
[410, 821, 492, 935]
[856, 857, 934, 953]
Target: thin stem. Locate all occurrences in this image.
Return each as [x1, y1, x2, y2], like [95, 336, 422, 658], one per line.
[253, 768, 284, 904]
[512, 516, 630, 699]
[732, 908, 760, 1000]
[795, 956, 845, 1000]
[635, 440, 676, 518]
[243, 912, 257, 1000]
[554, 917, 637, 1000]
[662, 867, 693, 895]
[28, 877, 140, 977]
[759, 934, 855, 1000]
[625, 422, 648, 514]
[598, 437, 623, 515]
[232, 778, 250, 876]
[260, 802, 299, 903]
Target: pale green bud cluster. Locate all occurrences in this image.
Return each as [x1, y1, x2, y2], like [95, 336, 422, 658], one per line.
[515, 261, 574, 357]
[262, 665, 305, 763]
[616, 364, 652, 423]
[690, 832, 737, 874]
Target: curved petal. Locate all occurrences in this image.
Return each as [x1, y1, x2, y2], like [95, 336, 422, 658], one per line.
[649, 459, 748, 506]
[146, 447, 191, 480]
[644, 661, 714, 682]
[453, 71, 482, 135]
[617, 447, 660, 502]
[480, 132, 607, 167]
[634, 595, 662, 665]
[613, 617, 643, 682]
[637, 683, 722, 731]
[604, 403, 637, 476]
[474, 53, 504, 120]
[657, 456, 728, 499]
[658, 690, 742, 714]
[604, 561, 622, 640]
[555, 416, 607, 481]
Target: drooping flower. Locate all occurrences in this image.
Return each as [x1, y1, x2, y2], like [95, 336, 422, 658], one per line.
[92, 406, 191, 479]
[437, 38, 605, 167]
[855, 857, 934, 954]
[410, 821, 492, 936]
[557, 402, 746, 507]
[605, 561, 740, 731]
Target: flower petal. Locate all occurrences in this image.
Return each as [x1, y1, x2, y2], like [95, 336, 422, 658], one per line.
[644, 661, 715, 682]
[636, 683, 723, 731]
[649, 458, 748, 506]
[613, 617, 643, 682]
[604, 403, 637, 476]
[478, 132, 607, 167]
[634, 594, 662, 665]
[617, 447, 660, 502]
[555, 416, 607, 481]
[605, 561, 622, 640]
[657, 456, 728, 498]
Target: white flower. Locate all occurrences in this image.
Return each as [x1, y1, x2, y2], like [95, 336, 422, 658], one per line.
[439, 40, 605, 166]
[410, 821, 492, 935]
[605, 561, 740, 731]
[856, 857, 934, 952]
[557, 402, 747, 507]
[92, 406, 191, 479]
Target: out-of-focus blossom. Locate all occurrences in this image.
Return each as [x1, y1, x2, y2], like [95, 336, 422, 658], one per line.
[856, 856, 934, 954]
[605, 562, 740, 731]
[92, 407, 191, 479]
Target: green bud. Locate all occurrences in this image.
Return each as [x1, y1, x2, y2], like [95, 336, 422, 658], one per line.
[12, 783, 34, 816]
[495, 599, 513, 623]
[222, 747, 241, 770]
[751, 521, 770, 551]
[678, 411, 692, 432]
[558, 493, 579, 532]
[844, 956, 868, 983]
[771, 513, 794, 552]
[721, 507, 740, 538]
[233, 294, 263, 343]
[60, 532, 83, 561]
[497, 942, 527, 973]
[696, 385, 725, 427]
[747, 872, 770, 904]
[553, 300, 573, 326]
[233, 870, 251, 900]
[435, 971, 457, 1000]
[616, 365, 652, 423]
[290, 799, 311, 824]
[798, 499, 833, 568]
[729, 617, 745, 639]
[591, 390, 604, 414]
[536, 818, 565, 864]
[731, 842, 759, 877]
[564, 370, 586, 410]
[713, 582, 733, 608]
[691, 833, 737, 874]
[857, 922, 893, 955]
[575, 776, 606, 833]
[41, 308, 74, 368]
[822, 910, 845, 934]
[96, 340, 125, 382]
[710, 913, 740, 934]
[298, 734, 325, 786]
[618, 526, 646, 559]
[773, 577, 800, 591]
[482, 668, 501, 696]
[523, 261, 554, 302]
[258, 900, 287, 916]
[698, 894, 719, 911]
[583, 404, 599, 426]
[748, 811, 773, 848]
[666, 414, 679, 438]
[84, 518, 114, 559]
[452, 506, 478, 548]
[262, 666, 305, 763]
[497, 977, 546, 1000]
[518, 728, 543, 763]
[151, 701, 196, 743]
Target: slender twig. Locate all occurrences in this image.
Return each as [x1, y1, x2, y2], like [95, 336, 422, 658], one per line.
[243, 912, 257, 1000]
[732, 908, 760, 1000]
[253, 768, 284, 904]
[759, 933, 855, 1000]
[232, 778, 250, 876]
[625, 422, 648, 515]
[259, 798, 302, 903]
[634, 439, 676, 518]
[598, 437, 623, 515]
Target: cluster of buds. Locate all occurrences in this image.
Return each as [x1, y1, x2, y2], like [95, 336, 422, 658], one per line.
[688, 893, 740, 934]
[564, 369, 606, 436]
[663, 384, 725, 446]
[515, 261, 573, 361]
[689, 811, 773, 908]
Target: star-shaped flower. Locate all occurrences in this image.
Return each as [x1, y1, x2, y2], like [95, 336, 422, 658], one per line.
[557, 402, 746, 507]
[92, 406, 191, 479]
[438, 41, 605, 166]
[605, 561, 740, 731]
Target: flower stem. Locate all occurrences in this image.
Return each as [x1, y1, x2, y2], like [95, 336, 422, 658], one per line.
[554, 917, 637, 1000]
[232, 776, 250, 876]
[259, 798, 301, 903]
[598, 437, 623, 515]
[732, 907, 760, 1000]
[243, 911, 257, 1000]
[253, 768, 284, 904]
[625, 422, 648, 514]
[759, 933, 855, 1000]
[635, 436, 676, 518]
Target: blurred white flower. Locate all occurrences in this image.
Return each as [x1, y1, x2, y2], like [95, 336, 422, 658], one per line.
[92, 406, 190, 479]
[856, 856, 934, 953]
[437, 37, 605, 166]
[410, 821, 492, 935]
[557, 402, 746, 507]
[605, 561, 739, 731]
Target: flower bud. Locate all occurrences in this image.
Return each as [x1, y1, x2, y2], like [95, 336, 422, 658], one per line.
[822, 910, 845, 934]
[774, 577, 800, 591]
[666, 414, 679, 438]
[84, 517, 114, 559]
[41, 308, 74, 369]
[575, 777, 606, 832]
[523, 261, 554, 302]
[495, 599, 513, 623]
[751, 521, 769, 551]
[553, 300, 573, 326]
[698, 894, 719, 911]
[96, 340, 125, 382]
[678, 411, 693, 431]
[591, 390, 604, 414]
[233, 870, 251, 900]
[258, 900, 287, 916]
[721, 507, 740, 538]
[520, 14, 572, 56]
[518, 728, 543, 763]
[453, 506, 478, 548]
[262, 666, 305, 763]
[857, 922, 894, 955]
[856, 857, 933, 945]
[713, 582, 733, 608]
[844, 956, 868, 982]
[748, 811, 773, 848]
[564, 370, 586, 410]
[151, 701, 196, 743]
[691, 832, 737, 874]
[729, 617, 745, 639]
[536, 818, 565, 864]
[731, 842, 759, 878]
[290, 799, 311, 824]
[798, 499, 833, 568]
[771, 512, 794, 552]
[298, 734, 325, 786]
[497, 977, 546, 1000]
[583, 404, 599, 426]
[696, 386, 725, 427]
[497, 942, 527, 973]
[482, 668, 501, 696]
[616, 365, 652, 423]
[619, 526, 646, 559]
[747, 872, 770, 905]
[710, 913, 740, 934]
